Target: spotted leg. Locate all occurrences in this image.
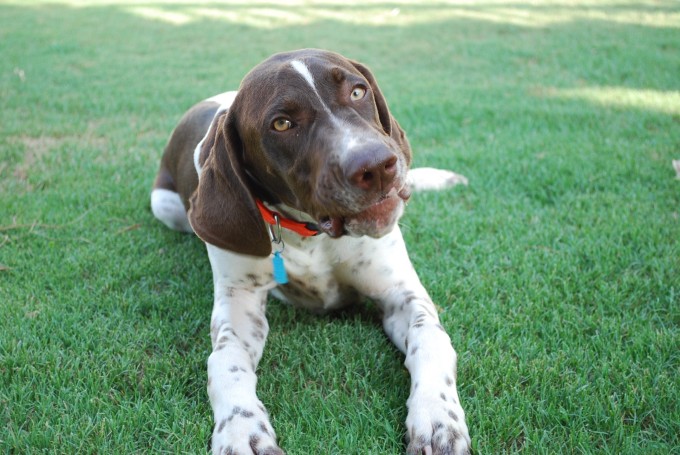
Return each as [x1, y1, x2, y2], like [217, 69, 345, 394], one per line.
[205, 245, 284, 455]
[386, 282, 471, 455]
[343, 229, 471, 455]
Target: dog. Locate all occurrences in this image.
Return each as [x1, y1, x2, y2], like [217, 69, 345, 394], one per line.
[150, 49, 471, 455]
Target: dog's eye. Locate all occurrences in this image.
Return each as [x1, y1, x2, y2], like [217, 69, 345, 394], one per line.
[350, 86, 366, 101]
[272, 118, 293, 132]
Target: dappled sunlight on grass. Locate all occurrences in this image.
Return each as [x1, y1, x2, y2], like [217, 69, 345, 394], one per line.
[129, 6, 192, 25]
[4, 0, 679, 29]
[542, 86, 680, 115]
[120, 2, 680, 29]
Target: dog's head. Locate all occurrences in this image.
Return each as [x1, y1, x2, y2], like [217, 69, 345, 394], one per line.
[189, 49, 412, 256]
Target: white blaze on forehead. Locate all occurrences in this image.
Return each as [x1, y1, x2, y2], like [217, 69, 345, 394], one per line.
[290, 59, 365, 157]
[290, 60, 316, 90]
[290, 60, 339, 122]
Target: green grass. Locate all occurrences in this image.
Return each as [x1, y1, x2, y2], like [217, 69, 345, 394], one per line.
[1, 1, 679, 453]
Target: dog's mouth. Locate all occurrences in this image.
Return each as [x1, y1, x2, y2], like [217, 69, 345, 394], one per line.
[316, 185, 412, 238]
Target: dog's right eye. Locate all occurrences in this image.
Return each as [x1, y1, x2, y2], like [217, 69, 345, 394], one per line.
[272, 118, 293, 132]
[350, 86, 367, 101]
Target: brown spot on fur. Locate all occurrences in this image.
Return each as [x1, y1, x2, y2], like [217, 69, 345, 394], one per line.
[247, 312, 265, 329]
[249, 434, 261, 451]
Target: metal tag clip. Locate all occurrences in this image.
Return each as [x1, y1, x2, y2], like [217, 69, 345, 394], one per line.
[266, 213, 288, 284]
[266, 213, 284, 251]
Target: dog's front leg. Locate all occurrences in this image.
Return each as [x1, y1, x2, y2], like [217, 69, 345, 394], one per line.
[345, 231, 471, 455]
[205, 245, 283, 455]
[384, 281, 471, 455]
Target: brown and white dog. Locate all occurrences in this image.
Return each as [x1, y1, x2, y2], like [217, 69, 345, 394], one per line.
[151, 49, 470, 455]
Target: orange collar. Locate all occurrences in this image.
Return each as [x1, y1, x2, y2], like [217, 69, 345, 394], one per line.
[256, 200, 320, 237]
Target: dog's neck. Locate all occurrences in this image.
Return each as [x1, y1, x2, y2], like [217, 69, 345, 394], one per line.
[255, 199, 319, 237]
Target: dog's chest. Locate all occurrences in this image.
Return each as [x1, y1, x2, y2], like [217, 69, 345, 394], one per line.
[268, 234, 361, 313]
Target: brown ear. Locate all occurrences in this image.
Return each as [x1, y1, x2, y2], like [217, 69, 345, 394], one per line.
[351, 60, 412, 166]
[188, 109, 271, 257]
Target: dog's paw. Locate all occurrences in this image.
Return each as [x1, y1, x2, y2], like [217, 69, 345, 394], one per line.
[211, 402, 284, 455]
[407, 167, 469, 192]
[405, 390, 471, 455]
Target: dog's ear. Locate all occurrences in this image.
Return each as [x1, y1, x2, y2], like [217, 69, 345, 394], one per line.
[188, 109, 271, 257]
[351, 60, 412, 166]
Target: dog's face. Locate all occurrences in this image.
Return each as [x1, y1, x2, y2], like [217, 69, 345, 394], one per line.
[232, 49, 413, 238]
[188, 50, 414, 256]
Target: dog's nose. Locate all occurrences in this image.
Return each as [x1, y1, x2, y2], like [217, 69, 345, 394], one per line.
[346, 149, 398, 192]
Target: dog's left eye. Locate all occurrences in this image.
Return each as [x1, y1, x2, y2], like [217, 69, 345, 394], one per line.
[350, 86, 366, 101]
[272, 118, 293, 132]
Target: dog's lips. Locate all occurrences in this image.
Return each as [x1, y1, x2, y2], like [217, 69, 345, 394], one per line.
[317, 185, 411, 238]
[397, 184, 412, 202]
[318, 215, 345, 238]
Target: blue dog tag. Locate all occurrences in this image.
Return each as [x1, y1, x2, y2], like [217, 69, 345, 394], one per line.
[272, 251, 288, 284]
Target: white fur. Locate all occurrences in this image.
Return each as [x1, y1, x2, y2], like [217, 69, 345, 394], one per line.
[204, 245, 280, 453]
[206, 91, 237, 106]
[150, 188, 193, 233]
[194, 91, 238, 174]
[408, 167, 469, 191]
[193, 137, 206, 175]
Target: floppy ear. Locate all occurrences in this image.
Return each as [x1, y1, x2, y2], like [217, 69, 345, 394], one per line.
[188, 110, 271, 257]
[351, 60, 412, 166]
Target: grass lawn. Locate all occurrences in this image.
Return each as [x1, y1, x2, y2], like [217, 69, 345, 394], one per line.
[1, 1, 679, 453]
